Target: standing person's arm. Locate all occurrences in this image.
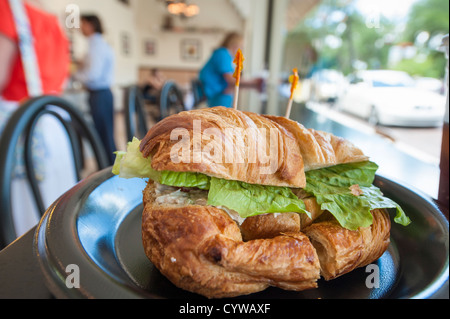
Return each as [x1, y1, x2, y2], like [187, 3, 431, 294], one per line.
[223, 73, 235, 86]
[213, 49, 260, 93]
[0, 34, 17, 94]
[221, 66, 261, 93]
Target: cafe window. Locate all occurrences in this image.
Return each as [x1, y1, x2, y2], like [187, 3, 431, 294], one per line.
[279, 0, 449, 204]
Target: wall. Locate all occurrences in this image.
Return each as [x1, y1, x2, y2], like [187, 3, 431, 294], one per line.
[38, 0, 247, 109]
[135, 0, 244, 71]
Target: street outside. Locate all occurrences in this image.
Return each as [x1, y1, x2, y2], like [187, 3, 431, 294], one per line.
[306, 101, 443, 166]
[377, 124, 443, 164]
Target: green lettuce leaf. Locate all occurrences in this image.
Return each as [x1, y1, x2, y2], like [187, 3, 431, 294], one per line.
[207, 177, 310, 219]
[305, 161, 411, 230]
[112, 138, 211, 190]
[113, 142, 306, 217]
[306, 161, 379, 187]
[112, 151, 126, 176]
[112, 137, 160, 180]
[359, 185, 411, 228]
[113, 139, 409, 230]
[159, 171, 211, 190]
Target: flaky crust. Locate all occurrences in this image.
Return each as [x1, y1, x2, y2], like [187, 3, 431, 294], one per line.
[140, 107, 306, 188]
[142, 180, 391, 297]
[264, 115, 369, 171]
[140, 107, 368, 188]
[142, 181, 321, 298]
[303, 209, 391, 280]
[239, 213, 300, 241]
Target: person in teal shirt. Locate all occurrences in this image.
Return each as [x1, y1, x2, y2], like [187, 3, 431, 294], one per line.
[200, 32, 241, 108]
[200, 32, 261, 108]
[199, 32, 263, 107]
[199, 51, 233, 107]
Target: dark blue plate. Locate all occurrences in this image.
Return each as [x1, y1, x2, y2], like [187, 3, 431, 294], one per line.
[33, 168, 449, 299]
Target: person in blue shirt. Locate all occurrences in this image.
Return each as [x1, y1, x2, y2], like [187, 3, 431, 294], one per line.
[75, 14, 116, 165]
[200, 32, 261, 108]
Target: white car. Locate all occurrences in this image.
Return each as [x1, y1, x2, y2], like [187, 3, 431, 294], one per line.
[337, 70, 446, 127]
[310, 69, 346, 103]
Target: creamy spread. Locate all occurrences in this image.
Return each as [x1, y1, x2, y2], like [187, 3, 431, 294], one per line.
[216, 206, 246, 225]
[155, 183, 208, 206]
[154, 183, 246, 225]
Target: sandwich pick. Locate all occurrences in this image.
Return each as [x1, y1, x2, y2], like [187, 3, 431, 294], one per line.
[285, 68, 299, 118]
[232, 48, 244, 110]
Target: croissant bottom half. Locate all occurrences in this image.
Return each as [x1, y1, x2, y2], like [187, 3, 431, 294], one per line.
[142, 181, 321, 298]
[304, 209, 391, 281]
[141, 181, 391, 298]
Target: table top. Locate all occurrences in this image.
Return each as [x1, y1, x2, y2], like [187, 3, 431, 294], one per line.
[0, 226, 52, 299]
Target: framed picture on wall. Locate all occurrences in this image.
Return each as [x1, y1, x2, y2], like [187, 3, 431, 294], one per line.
[181, 39, 201, 62]
[143, 39, 156, 56]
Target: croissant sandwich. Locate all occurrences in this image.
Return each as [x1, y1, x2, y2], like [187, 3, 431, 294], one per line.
[112, 106, 411, 298]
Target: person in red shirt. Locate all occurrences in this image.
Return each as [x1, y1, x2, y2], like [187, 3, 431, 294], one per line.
[0, 0, 76, 240]
[0, 0, 70, 103]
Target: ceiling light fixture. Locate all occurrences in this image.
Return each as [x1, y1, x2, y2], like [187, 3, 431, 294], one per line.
[165, 1, 199, 18]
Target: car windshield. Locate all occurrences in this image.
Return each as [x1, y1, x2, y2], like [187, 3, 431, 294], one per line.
[365, 71, 416, 88]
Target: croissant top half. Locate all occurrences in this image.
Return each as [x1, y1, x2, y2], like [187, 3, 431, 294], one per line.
[140, 107, 368, 188]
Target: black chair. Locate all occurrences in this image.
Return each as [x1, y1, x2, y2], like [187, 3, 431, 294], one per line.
[159, 80, 186, 120]
[0, 95, 109, 249]
[123, 85, 149, 141]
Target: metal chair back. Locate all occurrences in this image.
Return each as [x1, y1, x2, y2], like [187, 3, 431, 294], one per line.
[124, 85, 149, 141]
[0, 95, 109, 248]
[159, 80, 185, 120]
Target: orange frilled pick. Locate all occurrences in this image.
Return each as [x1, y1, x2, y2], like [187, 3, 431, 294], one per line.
[233, 49, 244, 87]
[285, 68, 299, 118]
[232, 49, 244, 110]
[289, 68, 299, 100]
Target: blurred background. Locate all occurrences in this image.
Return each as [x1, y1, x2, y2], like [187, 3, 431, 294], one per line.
[284, 0, 448, 162]
[29, 0, 447, 154]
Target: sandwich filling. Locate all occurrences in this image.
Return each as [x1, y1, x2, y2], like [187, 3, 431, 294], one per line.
[113, 137, 410, 230]
[153, 183, 247, 225]
[154, 183, 208, 207]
